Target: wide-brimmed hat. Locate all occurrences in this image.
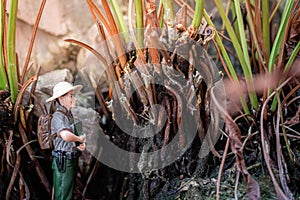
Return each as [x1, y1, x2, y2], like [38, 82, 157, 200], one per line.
[46, 81, 82, 103]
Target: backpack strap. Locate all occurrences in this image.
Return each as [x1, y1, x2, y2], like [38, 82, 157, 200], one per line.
[55, 109, 67, 116]
[49, 101, 56, 114]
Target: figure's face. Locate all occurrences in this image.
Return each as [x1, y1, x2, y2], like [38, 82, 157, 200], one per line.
[58, 90, 76, 111]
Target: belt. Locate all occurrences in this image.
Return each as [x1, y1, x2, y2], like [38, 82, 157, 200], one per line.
[52, 150, 81, 159]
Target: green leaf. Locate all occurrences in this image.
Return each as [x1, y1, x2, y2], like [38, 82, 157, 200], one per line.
[270, 41, 300, 111]
[109, 0, 130, 43]
[213, 0, 258, 109]
[7, 0, 19, 103]
[191, 0, 205, 29]
[268, 0, 294, 72]
[134, 0, 143, 48]
[262, 0, 270, 56]
[0, 0, 8, 90]
[204, 10, 250, 114]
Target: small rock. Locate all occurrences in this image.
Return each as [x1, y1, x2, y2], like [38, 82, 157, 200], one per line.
[37, 69, 74, 95]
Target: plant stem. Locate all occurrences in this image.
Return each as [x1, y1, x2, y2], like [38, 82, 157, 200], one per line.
[163, 0, 175, 27]
[101, 0, 128, 68]
[277, 93, 294, 164]
[234, 0, 257, 109]
[233, 0, 251, 74]
[268, 0, 294, 111]
[158, 0, 164, 28]
[87, 0, 127, 68]
[214, 0, 258, 109]
[268, 0, 294, 72]
[230, 2, 240, 42]
[203, 10, 250, 114]
[7, 0, 18, 103]
[0, 1, 8, 90]
[203, 11, 237, 82]
[270, 41, 300, 111]
[214, 0, 231, 66]
[191, 0, 204, 29]
[262, 0, 270, 56]
[21, 0, 46, 85]
[109, 0, 130, 43]
[244, 0, 265, 70]
[284, 41, 300, 72]
[269, 0, 283, 23]
[134, 0, 143, 48]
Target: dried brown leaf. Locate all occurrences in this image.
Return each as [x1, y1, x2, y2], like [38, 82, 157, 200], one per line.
[225, 118, 261, 199]
[245, 175, 261, 200]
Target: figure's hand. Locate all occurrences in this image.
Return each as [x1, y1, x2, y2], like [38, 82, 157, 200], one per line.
[79, 134, 86, 143]
[77, 143, 86, 151]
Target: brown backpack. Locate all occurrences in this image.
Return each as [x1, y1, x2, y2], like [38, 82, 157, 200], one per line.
[37, 102, 66, 150]
[37, 113, 54, 149]
[37, 102, 56, 150]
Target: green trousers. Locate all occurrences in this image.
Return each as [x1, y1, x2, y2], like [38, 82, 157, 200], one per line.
[52, 157, 78, 200]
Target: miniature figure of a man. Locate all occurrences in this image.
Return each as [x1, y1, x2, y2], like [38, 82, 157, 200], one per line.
[46, 81, 86, 200]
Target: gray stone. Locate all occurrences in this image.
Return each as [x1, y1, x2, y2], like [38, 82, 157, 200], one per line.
[71, 106, 103, 174]
[7, 0, 96, 78]
[9, 0, 94, 37]
[37, 69, 74, 95]
[71, 106, 102, 148]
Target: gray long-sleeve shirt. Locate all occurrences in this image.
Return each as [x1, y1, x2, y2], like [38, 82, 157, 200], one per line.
[51, 105, 77, 152]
